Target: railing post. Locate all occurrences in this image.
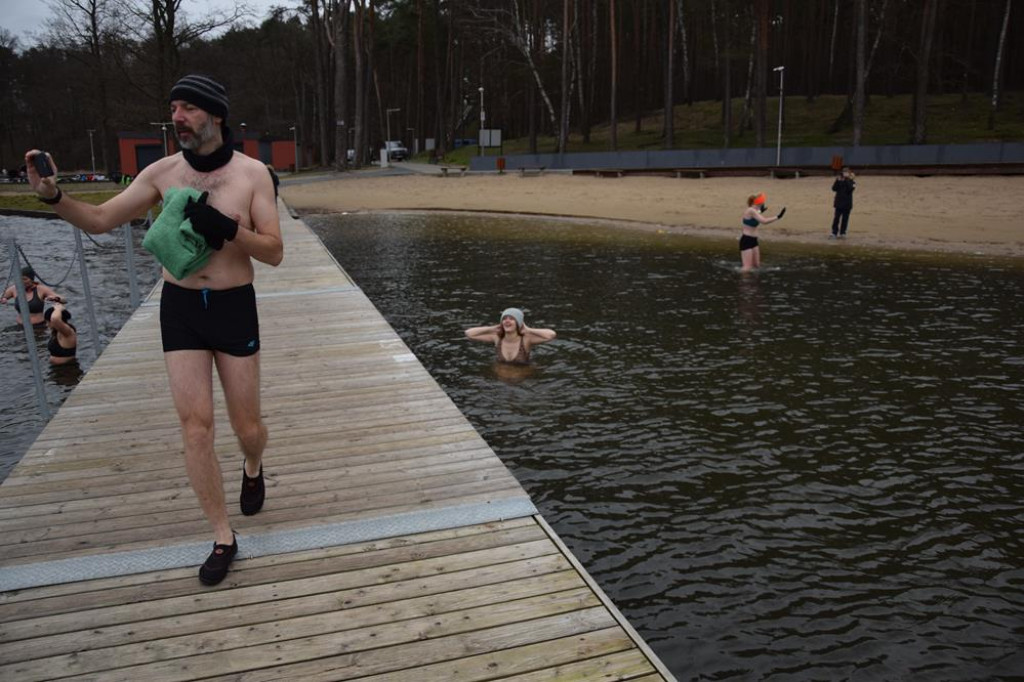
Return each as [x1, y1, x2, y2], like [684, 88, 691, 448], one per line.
[73, 229, 102, 363]
[7, 236, 51, 420]
[124, 223, 140, 309]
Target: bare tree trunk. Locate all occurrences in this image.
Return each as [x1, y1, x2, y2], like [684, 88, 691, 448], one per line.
[663, 0, 675, 149]
[634, 0, 644, 133]
[333, 2, 350, 169]
[528, 0, 539, 152]
[828, 0, 839, 85]
[911, 0, 938, 144]
[609, 0, 618, 150]
[559, 0, 573, 153]
[415, 0, 424, 155]
[755, 0, 768, 146]
[676, 0, 690, 104]
[710, 0, 721, 100]
[722, 0, 732, 147]
[741, 18, 755, 136]
[988, 0, 1012, 130]
[353, 0, 366, 165]
[852, 0, 866, 145]
[961, 0, 977, 104]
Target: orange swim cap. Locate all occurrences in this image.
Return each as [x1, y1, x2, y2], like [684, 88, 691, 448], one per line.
[753, 192, 767, 206]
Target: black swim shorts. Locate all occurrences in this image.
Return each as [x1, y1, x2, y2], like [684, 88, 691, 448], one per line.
[160, 281, 260, 356]
[739, 234, 759, 251]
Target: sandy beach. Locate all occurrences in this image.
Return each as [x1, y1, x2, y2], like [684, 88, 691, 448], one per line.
[281, 171, 1023, 258]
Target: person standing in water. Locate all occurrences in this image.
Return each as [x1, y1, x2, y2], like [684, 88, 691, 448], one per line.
[740, 192, 786, 272]
[44, 302, 77, 365]
[1, 267, 65, 326]
[465, 307, 556, 365]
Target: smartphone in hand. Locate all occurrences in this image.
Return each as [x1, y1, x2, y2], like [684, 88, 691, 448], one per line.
[33, 152, 54, 178]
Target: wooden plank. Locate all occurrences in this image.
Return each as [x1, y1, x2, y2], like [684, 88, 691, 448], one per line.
[0, 209, 673, 681]
[355, 632, 650, 681]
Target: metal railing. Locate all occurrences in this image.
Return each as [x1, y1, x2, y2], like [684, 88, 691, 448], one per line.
[2, 212, 150, 419]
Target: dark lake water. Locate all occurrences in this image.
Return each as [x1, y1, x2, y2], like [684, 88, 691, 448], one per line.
[0, 215, 162, 482]
[307, 211, 1024, 681]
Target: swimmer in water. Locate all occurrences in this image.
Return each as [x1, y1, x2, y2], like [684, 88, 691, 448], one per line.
[739, 192, 786, 272]
[0, 267, 65, 326]
[465, 307, 557, 365]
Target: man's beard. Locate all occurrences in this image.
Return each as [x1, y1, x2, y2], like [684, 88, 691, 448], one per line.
[175, 116, 218, 151]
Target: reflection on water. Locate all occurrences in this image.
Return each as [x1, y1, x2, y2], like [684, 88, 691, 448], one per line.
[309, 211, 1024, 680]
[0, 216, 162, 482]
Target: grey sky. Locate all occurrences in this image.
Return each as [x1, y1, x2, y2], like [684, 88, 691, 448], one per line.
[0, 0, 297, 48]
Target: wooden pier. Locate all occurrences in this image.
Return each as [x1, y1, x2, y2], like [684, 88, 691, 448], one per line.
[0, 207, 674, 680]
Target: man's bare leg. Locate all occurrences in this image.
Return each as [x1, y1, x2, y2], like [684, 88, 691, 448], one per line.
[165, 349, 234, 546]
[215, 351, 267, 478]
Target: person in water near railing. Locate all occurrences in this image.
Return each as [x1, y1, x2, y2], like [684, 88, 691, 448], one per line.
[24, 73, 283, 586]
[465, 307, 557, 365]
[44, 302, 77, 365]
[740, 192, 786, 272]
[0, 266, 66, 326]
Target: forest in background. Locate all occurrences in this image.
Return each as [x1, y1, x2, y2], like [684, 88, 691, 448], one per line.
[0, 0, 1020, 174]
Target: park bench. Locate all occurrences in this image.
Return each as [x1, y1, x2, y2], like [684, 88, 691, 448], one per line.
[438, 165, 468, 177]
[674, 168, 708, 179]
[518, 166, 546, 177]
[770, 167, 804, 179]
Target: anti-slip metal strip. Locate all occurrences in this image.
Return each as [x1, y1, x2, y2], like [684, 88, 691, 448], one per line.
[0, 496, 538, 592]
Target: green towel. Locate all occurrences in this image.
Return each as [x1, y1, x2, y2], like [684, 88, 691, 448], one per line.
[142, 187, 213, 280]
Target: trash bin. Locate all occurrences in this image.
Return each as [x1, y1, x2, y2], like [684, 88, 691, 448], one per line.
[496, 157, 506, 174]
[831, 155, 843, 171]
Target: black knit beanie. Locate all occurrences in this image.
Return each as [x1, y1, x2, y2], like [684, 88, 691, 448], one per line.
[169, 74, 229, 121]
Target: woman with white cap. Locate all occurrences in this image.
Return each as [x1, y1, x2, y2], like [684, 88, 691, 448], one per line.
[465, 307, 556, 365]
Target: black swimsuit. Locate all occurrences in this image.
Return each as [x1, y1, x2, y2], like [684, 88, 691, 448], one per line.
[13, 288, 44, 314]
[48, 323, 77, 358]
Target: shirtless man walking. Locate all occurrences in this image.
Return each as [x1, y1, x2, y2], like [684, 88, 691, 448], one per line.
[25, 74, 283, 585]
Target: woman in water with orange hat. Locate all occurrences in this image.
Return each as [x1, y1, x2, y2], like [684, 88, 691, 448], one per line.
[740, 192, 786, 272]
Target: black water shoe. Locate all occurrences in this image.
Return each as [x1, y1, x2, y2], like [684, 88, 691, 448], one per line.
[240, 464, 265, 516]
[199, 537, 238, 585]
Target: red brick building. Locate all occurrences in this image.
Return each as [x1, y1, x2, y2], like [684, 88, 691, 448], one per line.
[117, 130, 300, 176]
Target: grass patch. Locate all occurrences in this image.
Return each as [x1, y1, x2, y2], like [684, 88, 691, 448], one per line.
[0, 190, 123, 213]
[428, 91, 1023, 162]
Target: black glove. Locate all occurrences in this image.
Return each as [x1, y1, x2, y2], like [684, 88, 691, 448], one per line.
[777, 207, 787, 219]
[184, 191, 238, 250]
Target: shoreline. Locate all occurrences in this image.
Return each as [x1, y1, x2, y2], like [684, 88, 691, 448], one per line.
[281, 173, 1023, 260]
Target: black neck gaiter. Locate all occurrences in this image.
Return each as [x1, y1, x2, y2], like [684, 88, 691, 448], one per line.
[182, 124, 234, 172]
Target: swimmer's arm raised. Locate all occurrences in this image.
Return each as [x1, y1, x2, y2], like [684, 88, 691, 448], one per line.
[25, 150, 161, 234]
[465, 324, 501, 343]
[522, 324, 556, 346]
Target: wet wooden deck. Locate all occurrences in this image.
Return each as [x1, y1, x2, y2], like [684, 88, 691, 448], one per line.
[0, 206, 673, 680]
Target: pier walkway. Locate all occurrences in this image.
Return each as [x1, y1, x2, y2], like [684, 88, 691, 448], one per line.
[0, 206, 674, 680]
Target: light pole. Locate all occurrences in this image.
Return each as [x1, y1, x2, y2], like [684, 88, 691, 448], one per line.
[86, 129, 96, 175]
[478, 86, 485, 157]
[773, 66, 785, 166]
[149, 122, 171, 157]
[289, 125, 298, 171]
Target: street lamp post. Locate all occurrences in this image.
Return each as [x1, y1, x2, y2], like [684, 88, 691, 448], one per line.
[149, 122, 171, 157]
[86, 129, 96, 175]
[289, 125, 298, 171]
[478, 87, 485, 157]
[773, 66, 785, 166]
